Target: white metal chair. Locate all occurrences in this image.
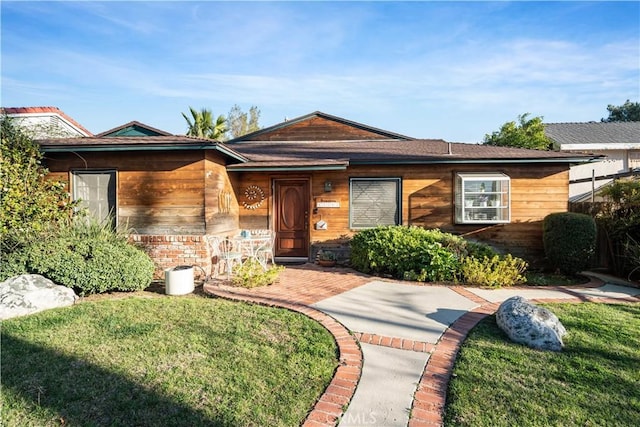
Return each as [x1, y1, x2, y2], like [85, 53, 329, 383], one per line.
[207, 236, 243, 280]
[255, 230, 275, 267]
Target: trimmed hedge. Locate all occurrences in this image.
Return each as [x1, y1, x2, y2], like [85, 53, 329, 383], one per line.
[543, 212, 597, 275]
[350, 226, 508, 283]
[0, 220, 154, 295]
[26, 238, 154, 295]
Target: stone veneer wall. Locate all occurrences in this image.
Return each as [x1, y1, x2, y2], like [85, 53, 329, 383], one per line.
[130, 235, 212, 280]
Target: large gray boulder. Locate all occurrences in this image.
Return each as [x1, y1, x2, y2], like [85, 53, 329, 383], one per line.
[496, 296, 566, 352]
[0, 274, 78, 320]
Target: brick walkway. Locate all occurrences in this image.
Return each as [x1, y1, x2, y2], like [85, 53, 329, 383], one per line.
[204, 264, 371, 426]
[203, 265, 640, 427]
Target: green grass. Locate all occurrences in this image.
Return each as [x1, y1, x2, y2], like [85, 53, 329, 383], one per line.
[444, 303, 640, 427]
[1, 295, 338, 427]
[524, 271, 586, 286]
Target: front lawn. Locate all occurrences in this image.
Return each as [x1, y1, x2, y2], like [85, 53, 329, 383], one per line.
[1, 295, 338, 426]
[444, 303, 640, 426]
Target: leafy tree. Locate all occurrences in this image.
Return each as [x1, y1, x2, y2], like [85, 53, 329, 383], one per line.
[181, 107, 227, 140]
[483, 113, 552, 150]
[0, 117, 76, 246]
[601, 99, 640, 122]
[225, 104, 261, 140]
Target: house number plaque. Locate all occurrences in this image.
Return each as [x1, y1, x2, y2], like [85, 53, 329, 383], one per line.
[317, 199, 340, 208]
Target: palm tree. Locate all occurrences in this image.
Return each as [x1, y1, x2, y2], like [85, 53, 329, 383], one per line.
[182, 107, 227, 140]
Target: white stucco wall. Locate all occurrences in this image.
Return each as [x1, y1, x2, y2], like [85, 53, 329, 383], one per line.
[7, 113, 87, 138]
[569, 150, 629, 198]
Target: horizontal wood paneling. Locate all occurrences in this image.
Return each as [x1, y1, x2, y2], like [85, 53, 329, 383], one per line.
[46, 149, 571, 262]
[204, 152, 239, 234]
[44, 150, 239, 234]
[234, 173, 272, 230]
[235, 164, 569, 262]
[251, 117, 395, 141]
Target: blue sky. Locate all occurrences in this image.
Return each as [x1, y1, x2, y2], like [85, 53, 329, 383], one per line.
[2, 1, 638, 142]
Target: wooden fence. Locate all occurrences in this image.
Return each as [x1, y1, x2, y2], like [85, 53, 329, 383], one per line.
[569, 201, 634, 277]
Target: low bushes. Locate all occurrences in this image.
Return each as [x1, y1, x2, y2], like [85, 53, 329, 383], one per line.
[231, 259, 285, 288]
[0, 219, 154, 295]
[349, 226, 459, 281]
[543, 212, 596, 275]
[460, 254, 527, 288]
[350, 226, 527, 287]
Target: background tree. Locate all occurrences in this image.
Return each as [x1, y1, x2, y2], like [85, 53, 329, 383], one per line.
[225, 105, 261, 140]
[0, 117, 76, 246]
[182, 107, 227, 140]
[483, 113, 552, 150]
[601, 99, 640, 122]
[599, 178, 640, 278]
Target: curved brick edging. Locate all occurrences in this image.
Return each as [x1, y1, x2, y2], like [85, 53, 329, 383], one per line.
[203, 283, 362, 427]
[408, 278, 640, 427]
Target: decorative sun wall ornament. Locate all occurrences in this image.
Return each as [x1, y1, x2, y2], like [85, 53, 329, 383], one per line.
[242, 185, 265, 210]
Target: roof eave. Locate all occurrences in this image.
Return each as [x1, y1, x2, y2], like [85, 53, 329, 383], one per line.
[227, 164, 348, 172]
[349, 156, 602, 165]
[41, 143, 249, 162]
[559, 143, 640, 151]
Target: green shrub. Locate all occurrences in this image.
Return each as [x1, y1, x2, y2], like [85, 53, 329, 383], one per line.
[350, 226, 494, 282]
[231, 259, 285, 288]
[26, 238, 154, 295]
[0, 250, 30, 281]
[460, 255, 528, 288]
[543, 212, 597, 275]
[599, 179, 640, 277]
[0, 218, 154, 294]
[1, 117, 77, 240]
[466, 241, 500, 260]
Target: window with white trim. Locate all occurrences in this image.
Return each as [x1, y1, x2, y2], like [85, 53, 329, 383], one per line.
[350, 178, 401, 228]
[72, 170, 117, 226]
[455, 173, 510, 224]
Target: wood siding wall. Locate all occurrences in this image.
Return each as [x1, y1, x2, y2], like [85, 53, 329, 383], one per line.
[45, 150, 570, 266]
[233, 164, 569, 263]
[250, 117, 401, 141]
[44, 150, 239, 235]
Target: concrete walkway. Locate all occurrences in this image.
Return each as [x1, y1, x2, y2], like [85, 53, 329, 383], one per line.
[203, 266, 640, 427]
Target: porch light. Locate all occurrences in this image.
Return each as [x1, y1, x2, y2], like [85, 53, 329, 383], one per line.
[324, 180, 332, 192]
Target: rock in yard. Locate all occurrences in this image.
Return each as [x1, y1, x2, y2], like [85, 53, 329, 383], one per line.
[0, 274, 78, 320]
[496, 296, 566, 352]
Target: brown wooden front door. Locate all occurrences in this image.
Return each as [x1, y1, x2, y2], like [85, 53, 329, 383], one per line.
[273, 179, 310, 258]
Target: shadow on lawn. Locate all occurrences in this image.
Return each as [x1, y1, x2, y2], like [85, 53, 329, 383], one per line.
[1, 334, 227, 426]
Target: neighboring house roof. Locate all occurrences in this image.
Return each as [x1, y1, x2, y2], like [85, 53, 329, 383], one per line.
[95, 120, 173, 137]
[227, 111, 413, 142]
[1, 106, 93, 136]
[545, 121, 640, 151]
[37, 135, 248, 163]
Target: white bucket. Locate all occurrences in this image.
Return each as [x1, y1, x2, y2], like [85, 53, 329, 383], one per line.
[165, 265, 194, 295]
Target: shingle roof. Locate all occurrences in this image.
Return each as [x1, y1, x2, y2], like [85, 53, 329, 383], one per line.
[34, 113, 601, 170]
[36, 135, 249, 162]
[1, 106, 93, 136]
[545, 122, 640, 148]
[38, 135, 210, 147]
[226, 139, 599, 170]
